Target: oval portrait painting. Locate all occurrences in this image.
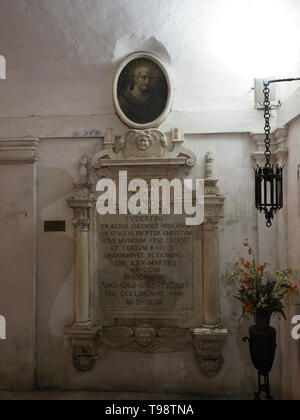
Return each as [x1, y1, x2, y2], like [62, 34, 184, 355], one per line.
[113, 52, 172, 129]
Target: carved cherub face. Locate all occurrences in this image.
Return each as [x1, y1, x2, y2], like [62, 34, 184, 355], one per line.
[135, 326, 155, 347]
[135, 132, 153, 151]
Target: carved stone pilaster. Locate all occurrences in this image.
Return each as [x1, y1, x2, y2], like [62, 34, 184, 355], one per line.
[202, 216, 221, 329]
[65, 157, 98, 372]
[201, 153, 224, 329]
[192, 328, 228, 377]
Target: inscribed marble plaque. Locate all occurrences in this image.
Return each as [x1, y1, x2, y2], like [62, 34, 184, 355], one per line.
[94, 214, 194, 320]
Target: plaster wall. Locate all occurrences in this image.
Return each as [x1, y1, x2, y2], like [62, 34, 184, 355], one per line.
[33, 133, 280, 396]
[1, 0, 300, 119]
[0, 0, 298, 398]
[286, 116, 300, 400]
[0, 163, 36, 390]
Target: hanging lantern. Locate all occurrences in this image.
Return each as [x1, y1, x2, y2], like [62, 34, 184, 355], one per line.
[255, 78, 300, 227]
[255, 164, 283, 227]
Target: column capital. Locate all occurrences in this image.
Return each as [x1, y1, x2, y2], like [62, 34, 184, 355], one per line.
[202, 216, 219, 230]
[72, 218, 90, 231]
[68, 198, 91, 231]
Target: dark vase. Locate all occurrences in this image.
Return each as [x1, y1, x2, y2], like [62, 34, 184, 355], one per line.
[254, 310, 272, 330]
[248, 324, 276, 376]
[243, 311, 277, 400]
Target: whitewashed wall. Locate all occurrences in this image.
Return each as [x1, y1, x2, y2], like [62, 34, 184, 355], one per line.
[0, 0, 300, 398]
[285, 116, 300, 400]
[0, 163, 36, 390]
[28, 132, 278, 396]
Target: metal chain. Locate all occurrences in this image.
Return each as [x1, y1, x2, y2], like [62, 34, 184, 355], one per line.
[262, 77, 300, 168]
[263, 82, 271, 167]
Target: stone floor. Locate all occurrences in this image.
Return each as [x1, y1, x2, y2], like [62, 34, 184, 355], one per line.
[0, 391, 249, 400]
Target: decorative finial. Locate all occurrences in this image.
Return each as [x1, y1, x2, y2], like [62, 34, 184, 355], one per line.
[104, 129, 115, 150]
[205, 152, 214, 179]
[172, 128, 184, 147]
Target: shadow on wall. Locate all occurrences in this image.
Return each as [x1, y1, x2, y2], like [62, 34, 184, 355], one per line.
[37, 164, 76, 385]
[38, 164, 75, 210]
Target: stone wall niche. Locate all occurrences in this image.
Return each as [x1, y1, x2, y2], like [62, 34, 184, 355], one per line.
[65, 128, 228, 377]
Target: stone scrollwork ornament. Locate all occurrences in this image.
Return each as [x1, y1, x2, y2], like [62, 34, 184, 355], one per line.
[92, 128, 197, 170]
[192, 329, 228, 377]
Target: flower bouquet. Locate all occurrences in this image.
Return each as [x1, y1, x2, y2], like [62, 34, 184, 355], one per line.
[227, 239, 297, 324]
[227, 239, 298, 400]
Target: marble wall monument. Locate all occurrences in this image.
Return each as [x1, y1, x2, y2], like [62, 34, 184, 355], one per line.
[65, 128, 227, 376]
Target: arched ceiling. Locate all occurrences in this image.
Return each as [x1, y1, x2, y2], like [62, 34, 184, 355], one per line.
[0, 0, 300, 118]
